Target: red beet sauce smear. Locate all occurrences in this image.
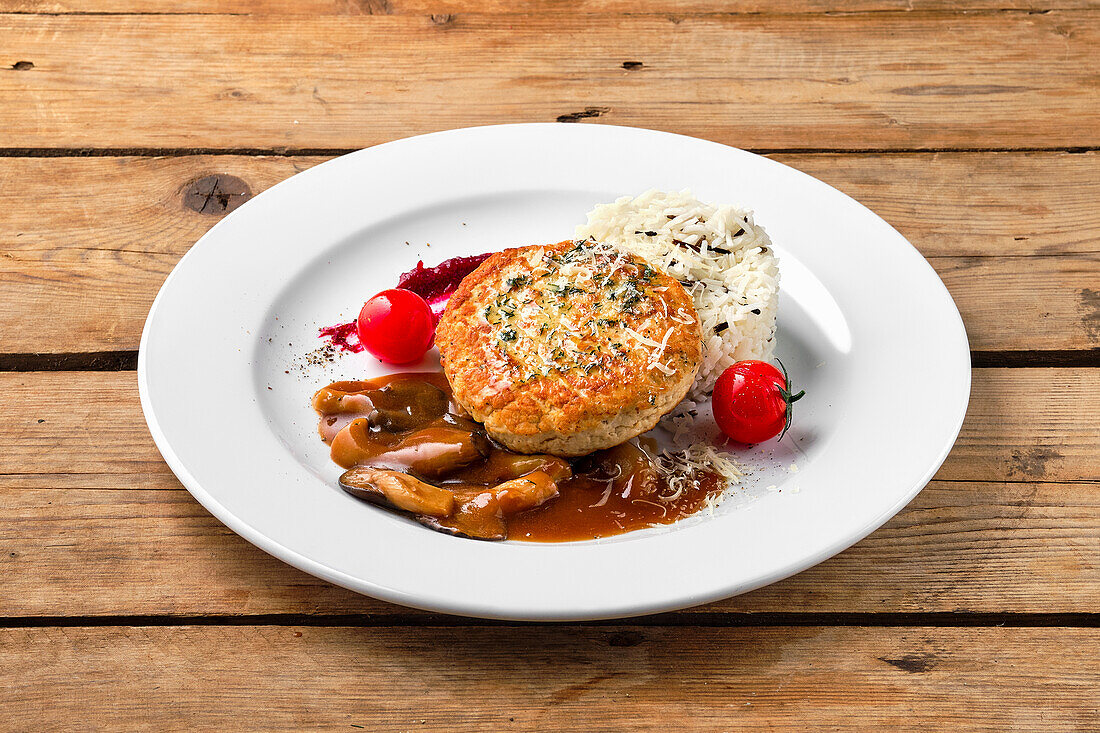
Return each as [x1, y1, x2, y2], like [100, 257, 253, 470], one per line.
[318, 252, 491, 353]
[318, 321, 363, 353]
[397, 253, 491, 320]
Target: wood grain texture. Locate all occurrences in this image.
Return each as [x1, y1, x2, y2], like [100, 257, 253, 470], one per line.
[935, 254, 1100, 351]
[1, 370, 1096, 617]
[1, 0, 1096, 724]
[787, 151, 1100, 258]
[5, 0, 1100, 15]
[1, 625, 1097, 731]
[950, 368, 1100, 482]
[2, 371, 1095, 485]
[1, 152, 1097, 353]
[3, 481, 1096, 617]
[1, 12, 1097, 150]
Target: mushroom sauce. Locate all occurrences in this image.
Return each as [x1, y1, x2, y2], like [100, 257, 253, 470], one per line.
[314, 372, 725, 542]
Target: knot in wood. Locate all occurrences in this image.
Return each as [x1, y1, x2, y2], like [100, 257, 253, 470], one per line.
[556, 107, 610, 123]
[182, 174, 252, 215]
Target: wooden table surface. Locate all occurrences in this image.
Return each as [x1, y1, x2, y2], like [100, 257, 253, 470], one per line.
[2, 0, 1098, 729]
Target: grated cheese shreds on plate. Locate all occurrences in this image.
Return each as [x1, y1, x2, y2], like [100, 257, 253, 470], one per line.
[653, 442, 745, 511]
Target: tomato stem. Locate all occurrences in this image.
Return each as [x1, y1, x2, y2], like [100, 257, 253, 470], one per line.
[774, 358, 805, 441]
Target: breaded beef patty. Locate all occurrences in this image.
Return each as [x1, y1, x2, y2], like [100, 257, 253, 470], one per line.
[435, 239, 702, 456]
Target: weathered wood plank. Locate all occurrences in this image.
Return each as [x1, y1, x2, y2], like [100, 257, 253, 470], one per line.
[0, 370, 1096, 617]
[788, 151, 1100, 258]
[0, 12, 1097, 150]
[1, 152, 1097, 353]
[934, 254, 1099, 351]
[949, 368, 1100, 482]
[1, 626, 1097, 731]
[3, 480, 1096, 616]
[1, 245, 1092, 352]
[2, 371, 1095, 485]
[4, 0, 1100, 16]
[5, 153, 1096, 259]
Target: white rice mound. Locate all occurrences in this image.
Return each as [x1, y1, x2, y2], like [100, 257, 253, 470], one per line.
[576, 190, 779, 402]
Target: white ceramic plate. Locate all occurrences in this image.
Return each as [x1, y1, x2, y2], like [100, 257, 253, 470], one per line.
[139, 124, 970, 620]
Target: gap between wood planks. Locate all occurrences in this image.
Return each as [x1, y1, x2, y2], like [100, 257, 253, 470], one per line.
[0, 612, 1097, 628]
[1, 350, 1097, 371]
[0, 146, 1098, 157]
[0, 7, 1091, 16]
[0, 9, 250, 13]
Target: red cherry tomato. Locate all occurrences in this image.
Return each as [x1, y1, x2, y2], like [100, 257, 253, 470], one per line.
[356, 289, 435, 365]
[712, 360, 804, 445]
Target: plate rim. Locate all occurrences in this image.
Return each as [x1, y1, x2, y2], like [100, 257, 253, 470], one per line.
[138, 123, 971, 620]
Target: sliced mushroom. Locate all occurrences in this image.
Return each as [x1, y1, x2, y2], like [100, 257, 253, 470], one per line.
[340, 467, 506, 540]
[425, 471, 560, 539]
[330, 418, 394, 468]
[342, 464, 562, 541]
[478, 451, 573, 484]
[339, 466, 455, 517]
[492, 471, 560, 514]
[366, 380, 449, 432]
[330, 421, 489, 476]
[315, 383, 376, 442]
[434, 411, 485, 434]
[421, 490, 507, 540]
[578, 441, 660, 497]
[318, 413, 359, 444]
[312, 382, 375, 415]
[376, 426, 491, 479]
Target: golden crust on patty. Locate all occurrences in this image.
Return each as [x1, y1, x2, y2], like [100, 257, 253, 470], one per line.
[436, 239, 702, 456]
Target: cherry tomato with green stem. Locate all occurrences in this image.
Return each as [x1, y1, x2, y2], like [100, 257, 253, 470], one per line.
[712, 360, 805, 445]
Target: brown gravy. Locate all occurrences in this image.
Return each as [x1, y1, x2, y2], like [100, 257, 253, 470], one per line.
[314, 371, 724, 542]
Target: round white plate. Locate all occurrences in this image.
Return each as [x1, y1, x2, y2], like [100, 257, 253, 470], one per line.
[139, 124, 970, 620]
